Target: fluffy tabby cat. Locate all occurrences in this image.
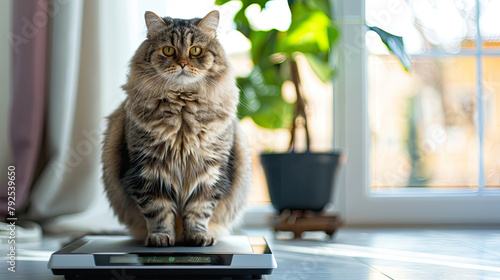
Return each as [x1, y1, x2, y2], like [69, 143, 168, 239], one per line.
[102, 10, 252, 247]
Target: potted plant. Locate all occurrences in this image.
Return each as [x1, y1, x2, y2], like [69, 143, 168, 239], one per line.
[216, 0, 409, 213]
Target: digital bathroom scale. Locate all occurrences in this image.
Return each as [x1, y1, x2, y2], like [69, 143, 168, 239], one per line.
[48, 235, 277, 279]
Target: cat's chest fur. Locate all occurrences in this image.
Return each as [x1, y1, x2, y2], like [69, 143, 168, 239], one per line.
[125, 90, 233, 198]
[154, 90, 229, 151]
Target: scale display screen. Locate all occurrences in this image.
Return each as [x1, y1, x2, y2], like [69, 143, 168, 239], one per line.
[94, 254, 232, 266]
[110, 256, 211, 264]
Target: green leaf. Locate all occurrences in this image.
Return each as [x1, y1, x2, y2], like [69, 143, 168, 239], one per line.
[243, 0, 271, 8]
[304, 53, 334, 83]
[236, 68, 293, 129]
[251, 99, 294, 129]
[278, 3, 331, 55]
[368, 26, 411, 71]
[216, 0, 271, 8]
[306, 0, 331, 17]
[215, 0, 234, 5]
[234, 8, 251, 37]
[327, 23, 340, 47]
[249, 30, 279, 67]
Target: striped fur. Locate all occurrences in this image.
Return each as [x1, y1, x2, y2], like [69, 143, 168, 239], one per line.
[102, 11, 252, 246]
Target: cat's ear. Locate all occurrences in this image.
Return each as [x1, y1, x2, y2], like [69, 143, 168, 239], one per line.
[197, 10, 219, 38]
[145, 11, 166, 36]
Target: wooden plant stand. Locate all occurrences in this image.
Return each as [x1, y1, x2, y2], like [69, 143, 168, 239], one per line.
[272, 210, 343, 239]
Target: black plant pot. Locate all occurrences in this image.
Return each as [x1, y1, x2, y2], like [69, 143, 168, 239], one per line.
[261, 151, 346, 213]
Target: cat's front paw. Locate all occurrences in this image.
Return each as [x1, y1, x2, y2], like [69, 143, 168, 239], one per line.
[185, 232, 216, 246]
[145, 232, 175, 247]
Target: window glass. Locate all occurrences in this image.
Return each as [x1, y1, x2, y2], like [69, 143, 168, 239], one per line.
[369, 55, 479, 188]
[484, 56, 500, 188]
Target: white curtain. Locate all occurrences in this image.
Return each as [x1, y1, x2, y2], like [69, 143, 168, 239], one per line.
[27, 0, 133, 233]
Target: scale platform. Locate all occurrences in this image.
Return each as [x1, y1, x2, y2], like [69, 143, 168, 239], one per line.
[48, 235, 277, 279]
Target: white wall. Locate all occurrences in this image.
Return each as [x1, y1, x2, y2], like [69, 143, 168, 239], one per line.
[0, 0, 12, 172]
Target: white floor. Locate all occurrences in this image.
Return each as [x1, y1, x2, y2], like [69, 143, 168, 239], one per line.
[245, 228, 500, 280]
[2, 227, 500, 279]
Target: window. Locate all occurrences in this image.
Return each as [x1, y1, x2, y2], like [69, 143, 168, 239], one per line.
[335, 0, 500, 225]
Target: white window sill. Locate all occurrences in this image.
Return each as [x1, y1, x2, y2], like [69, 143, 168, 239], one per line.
[242, 204, 275, 228]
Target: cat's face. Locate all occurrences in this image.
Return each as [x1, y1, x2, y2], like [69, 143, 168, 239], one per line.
[143, 11, 225, 87]
[124, 11, 236, 123]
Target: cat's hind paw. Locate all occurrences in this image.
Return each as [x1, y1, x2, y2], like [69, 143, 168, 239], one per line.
[145, 232, 175, 247]
[185, 232, 216, 246]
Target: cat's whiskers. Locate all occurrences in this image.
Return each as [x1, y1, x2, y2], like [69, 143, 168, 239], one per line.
[234, 81, 254, 113]
[164, 66, 178, 75]
[147, 75, 174, 121]
[198, 76, 225, 96]
[135, 75, 160, 121]
[124, 69, 157, 90]
[130, 72, 162, 100]
[133, 72, 165, 121]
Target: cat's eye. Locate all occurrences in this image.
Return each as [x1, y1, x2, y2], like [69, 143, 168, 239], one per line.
[190, 46, 202, 57]
[162, 46, 175, 57]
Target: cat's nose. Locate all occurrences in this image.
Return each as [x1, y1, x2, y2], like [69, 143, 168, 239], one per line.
[178, 61, 187, 68]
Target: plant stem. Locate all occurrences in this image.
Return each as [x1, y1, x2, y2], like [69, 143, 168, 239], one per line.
[288, 58, 310, 152]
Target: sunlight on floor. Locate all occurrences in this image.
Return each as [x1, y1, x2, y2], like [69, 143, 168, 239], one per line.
[273, 243, 500, 273]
